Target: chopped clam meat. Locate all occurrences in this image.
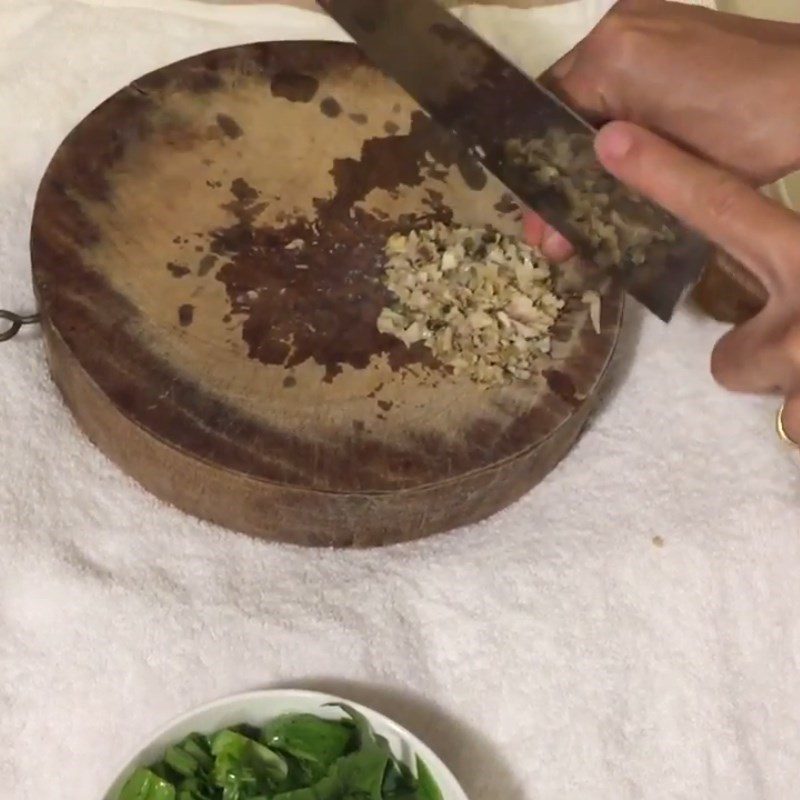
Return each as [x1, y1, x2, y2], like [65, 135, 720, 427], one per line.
[377, 222, 566, 385]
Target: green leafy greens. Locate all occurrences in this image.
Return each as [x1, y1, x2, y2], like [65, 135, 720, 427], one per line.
[117, 707, 443, 800]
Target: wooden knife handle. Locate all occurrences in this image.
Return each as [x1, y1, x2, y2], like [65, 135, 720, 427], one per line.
[692, 249, 768, 324]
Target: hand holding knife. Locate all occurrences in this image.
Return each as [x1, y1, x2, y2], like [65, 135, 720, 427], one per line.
[317, 0, 800, 447]
[317, 0, 718, 322]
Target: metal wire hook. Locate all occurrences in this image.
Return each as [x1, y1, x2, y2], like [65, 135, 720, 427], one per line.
[0, 310, 41, 343]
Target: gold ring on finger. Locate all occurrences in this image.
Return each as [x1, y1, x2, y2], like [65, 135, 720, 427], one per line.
[776, 402, 798, 448]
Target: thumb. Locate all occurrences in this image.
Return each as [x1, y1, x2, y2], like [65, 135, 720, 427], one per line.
[594, 121, 799, 295]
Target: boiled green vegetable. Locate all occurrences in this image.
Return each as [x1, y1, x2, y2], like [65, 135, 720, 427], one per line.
[116, 707, 444, 800]
[262, 713, 352, 781]
[119, 768, 176, 800]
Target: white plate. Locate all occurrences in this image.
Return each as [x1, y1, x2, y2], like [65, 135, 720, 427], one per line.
[101, 689, 470, 800]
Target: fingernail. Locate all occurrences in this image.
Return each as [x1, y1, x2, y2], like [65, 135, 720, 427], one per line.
[542, 228, 574, 262]
[596, 124, 634, 161]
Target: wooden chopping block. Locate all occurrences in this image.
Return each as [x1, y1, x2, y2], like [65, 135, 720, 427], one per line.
[31, 42, 623, 547]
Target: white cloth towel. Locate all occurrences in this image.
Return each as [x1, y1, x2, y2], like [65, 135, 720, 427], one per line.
[2, 2, 799, 799]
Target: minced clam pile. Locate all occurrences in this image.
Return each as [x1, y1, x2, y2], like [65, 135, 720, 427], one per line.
[377, 223, 568, 385]
[374, 130, 659, 386]
[506, 129, 675, 269]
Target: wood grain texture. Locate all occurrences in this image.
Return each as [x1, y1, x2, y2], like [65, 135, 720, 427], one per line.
[692, 249, 768, 324]
[31, 42, 623, 546]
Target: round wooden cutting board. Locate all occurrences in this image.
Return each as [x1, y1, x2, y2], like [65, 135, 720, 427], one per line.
[31, 41, 623, 547]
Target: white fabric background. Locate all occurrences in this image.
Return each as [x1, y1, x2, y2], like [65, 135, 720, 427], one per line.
[2, 1, 799, 799]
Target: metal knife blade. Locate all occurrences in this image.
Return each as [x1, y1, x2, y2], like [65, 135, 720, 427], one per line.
[317, 0, 710, 321]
